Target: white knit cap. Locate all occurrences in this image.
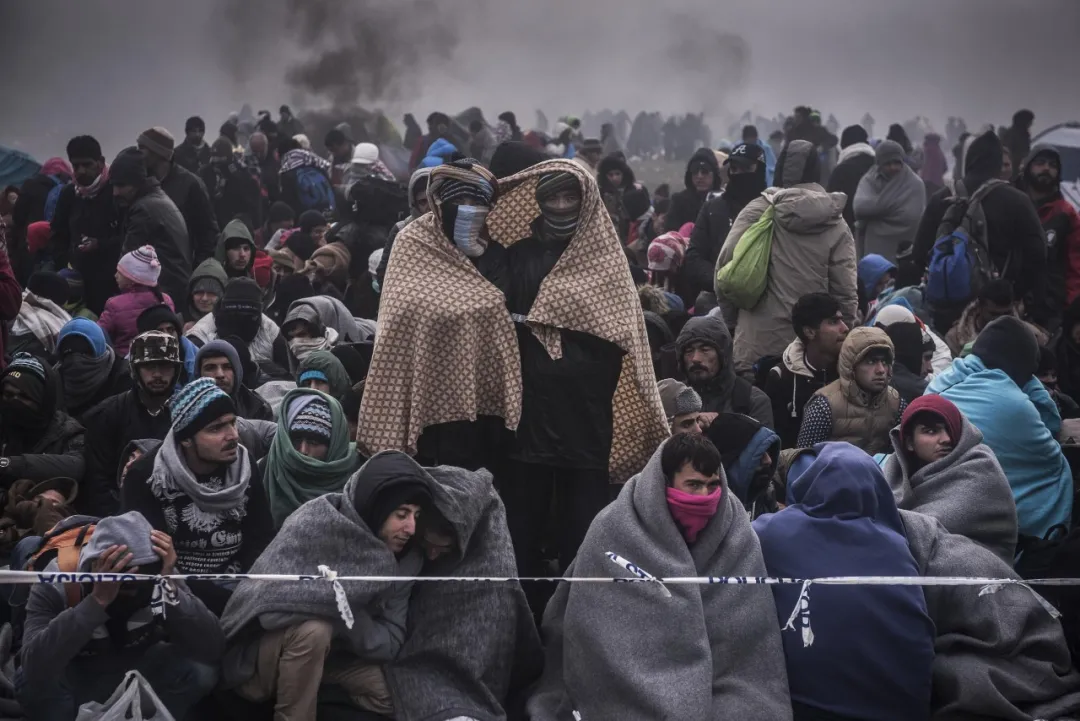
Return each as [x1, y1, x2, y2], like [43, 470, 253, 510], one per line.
[352, 143, 379, 166]
[874, 304, 917, 327]
[117, 245, 161, 286]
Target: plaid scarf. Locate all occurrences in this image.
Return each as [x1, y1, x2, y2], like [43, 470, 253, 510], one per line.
[73, 164, 110, 199]
[279, 149, 331, 175]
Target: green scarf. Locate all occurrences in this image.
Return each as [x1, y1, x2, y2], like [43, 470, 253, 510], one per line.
[264, 388, 360, 527]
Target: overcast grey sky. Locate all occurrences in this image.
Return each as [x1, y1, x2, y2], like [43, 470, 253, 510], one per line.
[2, 0, 1077, 159]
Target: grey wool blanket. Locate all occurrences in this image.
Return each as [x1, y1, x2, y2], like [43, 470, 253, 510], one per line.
[882, 417, 1018, 564]
[527, 442, 792, 721]
[386, 465, 542, 721]
[220, 455, 403, 646]
[901, 510, 1080, 720]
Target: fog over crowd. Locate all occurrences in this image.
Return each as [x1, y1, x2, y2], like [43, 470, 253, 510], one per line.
[2, 0, 1079, 158]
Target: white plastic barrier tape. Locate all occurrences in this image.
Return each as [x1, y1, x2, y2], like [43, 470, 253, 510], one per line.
[1, 552, 1064, 646]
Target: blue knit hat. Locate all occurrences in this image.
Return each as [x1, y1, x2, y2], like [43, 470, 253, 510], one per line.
[57, 318, 108, 358]
[286, 394, 333, 444]
[170, 377, 236, 441]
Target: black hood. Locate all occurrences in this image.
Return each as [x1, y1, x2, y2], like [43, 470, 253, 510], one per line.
[675, 316, 735, 398]
[682, 147, 722, 192]
[1015, 143, 1062, 195]
[597, 154, 635, 193]
[963, 130, 1004, 185]
[351, 451, 435, 532]
[840, 125, 869, 149]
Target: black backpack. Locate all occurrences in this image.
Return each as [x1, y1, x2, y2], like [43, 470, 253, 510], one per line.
[348, 176, 409, 228]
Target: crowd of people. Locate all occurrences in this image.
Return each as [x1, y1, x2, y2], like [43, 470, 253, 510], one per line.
[0, 98, 1077, 720]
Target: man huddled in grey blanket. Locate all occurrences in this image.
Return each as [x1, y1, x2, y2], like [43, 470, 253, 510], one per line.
[528, 433, 794, 721]
[221, 450, 541, 721]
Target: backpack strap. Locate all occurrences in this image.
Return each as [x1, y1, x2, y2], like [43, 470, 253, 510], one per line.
[57, 543, 84, 608]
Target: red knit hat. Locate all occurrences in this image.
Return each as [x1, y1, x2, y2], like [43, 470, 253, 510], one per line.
[900, 395, 963, 446]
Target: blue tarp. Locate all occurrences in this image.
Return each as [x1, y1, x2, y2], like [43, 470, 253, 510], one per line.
[0, 145, 41, 189]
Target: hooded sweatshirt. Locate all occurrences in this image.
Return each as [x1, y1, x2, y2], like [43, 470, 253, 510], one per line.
[55, 317, 132, 419]
[674, 316, 773, 427]
[927, 349, 1072, 540]
[666, 147, 722, 230]
[753, 443, 935, 721]
[715, 140, 858, 377]
[1016, 143, 1080, 318]
[214, 218, 256, 279]
[799, 327, 904, 453]
[763, 338, 839, 448]
[185, 257, 228, 325]
[194, 339, 273, 421]
[705, 412, 779, 517]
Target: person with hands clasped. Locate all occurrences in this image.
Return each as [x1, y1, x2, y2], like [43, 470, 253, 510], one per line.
[17, 511, 222, 721]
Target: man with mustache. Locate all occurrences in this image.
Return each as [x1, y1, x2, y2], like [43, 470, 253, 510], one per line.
[1015, 145, 1080, 332]
[674, 316, 773, 430]
[80, 331, 183, 518]
[122, 377, 274, 616]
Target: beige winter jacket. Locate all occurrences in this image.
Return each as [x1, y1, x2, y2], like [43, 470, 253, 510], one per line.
[715, 182, 858, 377]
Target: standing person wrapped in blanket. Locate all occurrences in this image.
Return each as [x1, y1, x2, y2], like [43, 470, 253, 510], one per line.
[528, 433, 792, 720]
[360, 158, 668, 613]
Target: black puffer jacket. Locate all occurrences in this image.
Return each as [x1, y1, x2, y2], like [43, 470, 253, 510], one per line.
[0, 361, 86, 485]
[160, 163, 219, 267]
[912, 131, 1048, 325]
[10, 172, 68, 281]
[48, 183, 121, 314]
[666, 147, 722, 231]
[119, 179, 192, 307]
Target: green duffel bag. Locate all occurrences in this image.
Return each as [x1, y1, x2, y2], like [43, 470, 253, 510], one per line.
[716, 204, 775, 310]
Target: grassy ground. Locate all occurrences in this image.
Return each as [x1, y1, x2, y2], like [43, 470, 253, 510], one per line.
[630, 159, 688, 194]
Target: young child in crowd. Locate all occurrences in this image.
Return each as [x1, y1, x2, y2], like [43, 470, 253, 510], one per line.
[97, 245, 174, 355]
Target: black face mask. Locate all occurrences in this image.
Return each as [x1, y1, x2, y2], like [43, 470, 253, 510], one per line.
[724, 172, 766, 214]
[218, 313, 261, 343]
[0, 397, 50, 433]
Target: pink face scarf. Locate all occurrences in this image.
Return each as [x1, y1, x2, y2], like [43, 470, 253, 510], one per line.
[666, 486, 722, 544]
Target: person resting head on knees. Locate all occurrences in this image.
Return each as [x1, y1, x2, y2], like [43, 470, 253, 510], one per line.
[221, 451, 434, 720]
[752, 442, 935, 721]
[528, 432, 792, 720]
[879, 394, 1017, 563]
[797, 327, 904, 454]
[656, 378, 702, 435]
[17, 511, 222, 720]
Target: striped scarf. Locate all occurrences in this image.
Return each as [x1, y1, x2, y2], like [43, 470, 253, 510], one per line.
[73, 164, 110, 199]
